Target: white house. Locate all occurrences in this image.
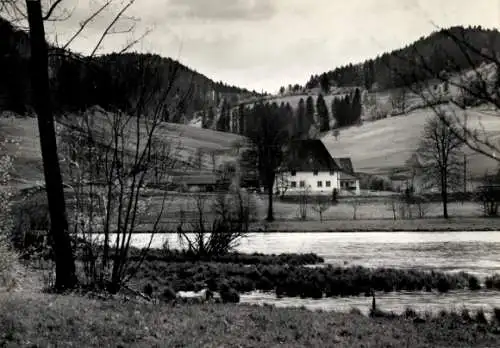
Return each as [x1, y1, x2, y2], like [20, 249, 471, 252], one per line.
[276, 139, 359, 195]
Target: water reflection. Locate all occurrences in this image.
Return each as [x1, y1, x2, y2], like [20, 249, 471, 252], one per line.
[97, 231, 500, 314]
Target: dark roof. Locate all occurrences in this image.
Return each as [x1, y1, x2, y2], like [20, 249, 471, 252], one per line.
[339, 172, 357, 180]
[285, 139, 341, 172]
[176, 174, 218, 185]
[334, 157, 354, 174]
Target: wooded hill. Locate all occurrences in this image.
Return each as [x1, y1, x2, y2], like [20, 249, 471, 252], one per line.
[0, 17, 261, 121]
[306, 26, 500, 91]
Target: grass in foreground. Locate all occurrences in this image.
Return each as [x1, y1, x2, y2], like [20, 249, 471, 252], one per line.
[257, 217, 500, 232]
[131, 258, 486, 299]
[0, 292, 499, 347]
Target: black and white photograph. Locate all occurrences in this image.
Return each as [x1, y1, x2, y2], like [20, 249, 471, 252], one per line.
[1, 0, 500, 346]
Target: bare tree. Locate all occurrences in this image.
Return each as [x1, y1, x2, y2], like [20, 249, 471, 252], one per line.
[25, 0, 76, 291]
[391, 25, 500, 166]
[351, 198, 361, 220]
[245, 102, 289, 221]
[389, 87, 409, 115]
[416, 112, 464, 219]
[1, 0, 150, 291]
[476, 170, 500, 217]
[296, 186, 309, 221]
[177, 189, 255, 258]
[387, 195, 398, 220]
[311, 195, 330, 222]
[57, 46, 188, 293]
[274, 172, 290, 199]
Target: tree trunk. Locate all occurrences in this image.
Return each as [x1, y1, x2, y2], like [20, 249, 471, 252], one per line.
[266, 177, 275, 222]
[441, 174, 449, 219]
[26, 0, 77, 291]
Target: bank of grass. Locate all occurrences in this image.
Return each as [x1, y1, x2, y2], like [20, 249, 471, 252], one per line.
[131, 258, 487, 299]
[1, 292, 499, 347]
[255, 217, 500, 232]
[127, 248, 324, 265]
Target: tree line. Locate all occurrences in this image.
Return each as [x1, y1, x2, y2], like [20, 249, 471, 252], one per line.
[0, 17, 260, 119]
[204, 88, 363, 136]
[306, 26, 500, 92]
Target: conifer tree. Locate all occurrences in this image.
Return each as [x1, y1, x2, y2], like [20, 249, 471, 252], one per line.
[316, 93, 330, 132]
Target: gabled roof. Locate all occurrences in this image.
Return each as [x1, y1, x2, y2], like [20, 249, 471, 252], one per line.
[285, 139, 341, 172]
[334, 157, 354, 174]
[339, 172, 357, 180]
[176, 174, 218, 185]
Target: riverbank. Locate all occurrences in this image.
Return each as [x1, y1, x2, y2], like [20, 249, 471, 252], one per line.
[254, 217, 500, 232]
[1, 291, 499, 347]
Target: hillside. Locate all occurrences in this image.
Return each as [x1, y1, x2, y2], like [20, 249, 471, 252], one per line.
[0, 110, 244, 190]
[0, 17, 261, 120]
[322, 105, 500, 181]
[305, 25, 500, 91]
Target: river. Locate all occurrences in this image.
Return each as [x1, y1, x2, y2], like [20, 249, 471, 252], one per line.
[100, 231, 500, 315]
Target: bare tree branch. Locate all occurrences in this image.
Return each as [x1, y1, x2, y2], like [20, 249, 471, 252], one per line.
[89, 0, 134, 57]
[61, 0, 111, 50]
[42, 0, 64, 20]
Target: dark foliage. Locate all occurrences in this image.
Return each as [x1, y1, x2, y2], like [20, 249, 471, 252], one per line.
[132, 260, 488, 299]
[245, 101, 289, 221]
[0, 17, 261, 118]
[331, 90, 362, 128]
[127, 249, 324, 265]
[306, 26, 500, 91]
[485, 275, 500, 290]
[316, 94, 329, 132]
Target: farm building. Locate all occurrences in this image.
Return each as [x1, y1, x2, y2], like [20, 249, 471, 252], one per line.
[335, 157, 360, 193]
[174, 173, 231, 192]
[278, 139, 360, 195]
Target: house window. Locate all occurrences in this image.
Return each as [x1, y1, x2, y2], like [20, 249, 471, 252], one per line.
[313, 170, 318, 176]
[330, 171, 335, 176]
[325, 181, 331, 187]
[291, 181, 297, 188]
[299, 180, 305, 188]
[317, 181, 322, 188]
[291, 170, 296, 176]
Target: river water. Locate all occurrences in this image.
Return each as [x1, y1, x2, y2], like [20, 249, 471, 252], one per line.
[104, 231, 500, 315]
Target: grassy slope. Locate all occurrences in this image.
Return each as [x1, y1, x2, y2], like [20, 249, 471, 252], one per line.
[322, 105, 500, 179]
[0, 115, 244, 190]
[1, 292, 498, 347]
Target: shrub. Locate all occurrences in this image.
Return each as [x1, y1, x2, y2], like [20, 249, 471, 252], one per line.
[468, 276, 481, 291]
[403, 307, 418, 319]
[475, 308, 488, 324]
[143, 283, 153, 297]
[437, 277, 451, 293]
[493, 307, 500, 324]
[0, 154, 17, 288]
[160, 286, 177, 302]
[220, 286, 240, 303]
[457, 308, 470, 322]
[485, 275, 500, 290]
[10, 188, 50, 250]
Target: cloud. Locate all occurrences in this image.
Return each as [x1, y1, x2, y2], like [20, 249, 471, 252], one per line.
[166, 0, 276, 21]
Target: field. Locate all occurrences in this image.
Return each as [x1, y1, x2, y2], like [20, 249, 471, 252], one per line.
[1, 291, 499, 347]
[322, 105, 500, 180]
[0, 112, 244, 190]
[159, 193, 481, 221]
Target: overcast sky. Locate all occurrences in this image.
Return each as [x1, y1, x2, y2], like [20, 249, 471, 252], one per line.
[43, 0, 500, 93]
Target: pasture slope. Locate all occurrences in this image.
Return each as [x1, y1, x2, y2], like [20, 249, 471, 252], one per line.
[0, 114, 244, 190]
[322, 105, 500, 180]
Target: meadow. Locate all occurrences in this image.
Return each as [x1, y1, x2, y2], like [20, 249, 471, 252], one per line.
[1, 291, 499, 347]
[322, 105, 500, 179]
[0, 111, 244, 190]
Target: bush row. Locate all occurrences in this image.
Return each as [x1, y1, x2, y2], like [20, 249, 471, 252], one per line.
[485, 275, 500, 290]
[126, 248, 324, 266]
[133, 261, 488, 299]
